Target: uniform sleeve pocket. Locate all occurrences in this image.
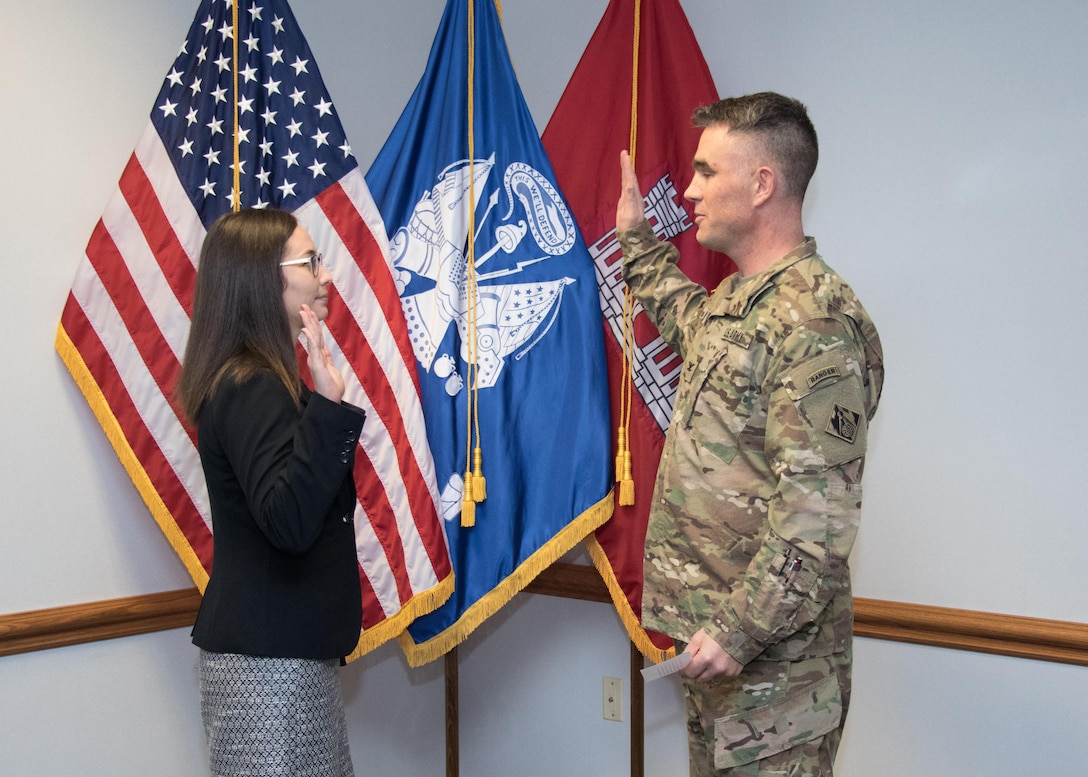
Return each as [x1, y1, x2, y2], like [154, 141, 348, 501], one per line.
[713, 672, 843, 770]
[780, 351, 867, 468]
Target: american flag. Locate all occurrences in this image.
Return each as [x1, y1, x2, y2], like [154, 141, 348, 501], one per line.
[55, 0, 452, 658]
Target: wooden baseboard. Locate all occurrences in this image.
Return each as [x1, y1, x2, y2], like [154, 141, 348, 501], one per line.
[524, 563, 1088, 667]
[2, 564, 1086, 666]
[0, 588, 201, 657]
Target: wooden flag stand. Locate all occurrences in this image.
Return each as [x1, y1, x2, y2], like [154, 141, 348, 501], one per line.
[446, 646, 460, 777]
[443, 563, 646, 777]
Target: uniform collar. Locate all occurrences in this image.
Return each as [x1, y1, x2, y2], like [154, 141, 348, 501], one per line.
[711, 237, 818, 318]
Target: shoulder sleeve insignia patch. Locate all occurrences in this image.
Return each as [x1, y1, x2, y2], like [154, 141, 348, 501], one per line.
[826, 403, 861, 444]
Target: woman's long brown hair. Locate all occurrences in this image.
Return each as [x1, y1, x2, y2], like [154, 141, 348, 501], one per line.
[175, 208, 302, 425]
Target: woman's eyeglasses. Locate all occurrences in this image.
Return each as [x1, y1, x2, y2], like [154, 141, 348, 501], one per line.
[280, 252, 324, 276]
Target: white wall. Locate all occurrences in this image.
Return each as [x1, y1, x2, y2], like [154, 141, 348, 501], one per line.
[2, 0, 1086, 774]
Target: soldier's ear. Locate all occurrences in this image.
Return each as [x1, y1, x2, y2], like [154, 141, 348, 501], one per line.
[752, 165, 775, 207]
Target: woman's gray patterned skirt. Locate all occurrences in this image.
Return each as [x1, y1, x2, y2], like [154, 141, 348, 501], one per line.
[199, 650, 355, 777]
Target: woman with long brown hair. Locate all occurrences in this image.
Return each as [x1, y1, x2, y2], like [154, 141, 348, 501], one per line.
[176, 208, 364, 776]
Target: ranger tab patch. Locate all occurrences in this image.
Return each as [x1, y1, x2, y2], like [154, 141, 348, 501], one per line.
[826, 403, 861, 444]
[807, 364, 841, 389]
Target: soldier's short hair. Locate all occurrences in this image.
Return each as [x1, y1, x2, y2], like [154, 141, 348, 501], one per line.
[692, 92, 818, 202]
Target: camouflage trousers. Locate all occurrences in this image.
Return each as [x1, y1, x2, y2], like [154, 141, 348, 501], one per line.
[682, 653, 850, 777]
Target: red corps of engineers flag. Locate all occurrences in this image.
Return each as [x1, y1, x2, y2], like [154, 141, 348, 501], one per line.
[542, 0, 736, 661]
[54, 0, 452, 659]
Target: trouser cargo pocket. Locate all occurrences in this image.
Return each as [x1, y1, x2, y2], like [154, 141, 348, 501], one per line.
[713, 672, 842, 770]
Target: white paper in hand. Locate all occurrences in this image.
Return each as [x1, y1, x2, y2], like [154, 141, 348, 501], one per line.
[640, 651, 692, 682]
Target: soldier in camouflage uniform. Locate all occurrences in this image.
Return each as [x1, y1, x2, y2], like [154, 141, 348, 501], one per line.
[615, 93, 883, 776]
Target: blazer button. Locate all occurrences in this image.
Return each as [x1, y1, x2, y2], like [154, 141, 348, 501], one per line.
[342, 513, 351, 523]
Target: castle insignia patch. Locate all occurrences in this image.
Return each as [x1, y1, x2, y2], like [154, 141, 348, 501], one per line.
[826, 404, 861, 444]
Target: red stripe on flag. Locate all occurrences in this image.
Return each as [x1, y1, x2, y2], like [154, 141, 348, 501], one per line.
[357, 565, 387, 631]
[317, 186, 450, 577]
[59, 293, 213, 570]
[295, 335, 395, 617]
[118, 155, 197, 316]
[316, 184, 421, 396]
[83, 221, 194, 447]
[323, 283, 424, 608]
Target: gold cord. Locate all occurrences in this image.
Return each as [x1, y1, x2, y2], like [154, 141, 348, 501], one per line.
[617, 0, 641, 506]
[231, 0, 241, 211]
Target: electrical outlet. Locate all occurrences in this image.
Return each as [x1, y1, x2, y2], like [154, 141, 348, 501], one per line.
[603, 676, 622, 722]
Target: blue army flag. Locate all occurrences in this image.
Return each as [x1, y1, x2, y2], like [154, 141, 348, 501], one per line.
[367, 0, 614, 665]
[56, 0, 453, 659]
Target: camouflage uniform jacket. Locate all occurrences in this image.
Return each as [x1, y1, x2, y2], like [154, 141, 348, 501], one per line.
[619, 221, 883, 666]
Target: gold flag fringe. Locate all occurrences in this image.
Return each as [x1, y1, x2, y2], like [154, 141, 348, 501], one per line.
[584, 532, 675, 664]
[345, 571, 455, 662]
[398, 490, 615, 667]
[55, 325, 210, 591]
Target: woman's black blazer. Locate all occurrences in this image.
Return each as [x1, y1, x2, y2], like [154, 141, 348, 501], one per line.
[191, 370, 365, 660]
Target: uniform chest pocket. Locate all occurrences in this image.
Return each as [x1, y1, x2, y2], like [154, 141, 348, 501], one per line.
[678, 338, 763, 466]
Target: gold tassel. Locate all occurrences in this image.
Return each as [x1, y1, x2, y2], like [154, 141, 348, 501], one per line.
[461, 471, 476, 527]
[615, 427, 627, 483]
[472, 446, 487, 501]
[619, 449, 635, 506]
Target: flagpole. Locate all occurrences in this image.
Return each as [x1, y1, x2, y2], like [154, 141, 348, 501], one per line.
[446, 646, 459, 777]
[630, 639, 645, 777]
